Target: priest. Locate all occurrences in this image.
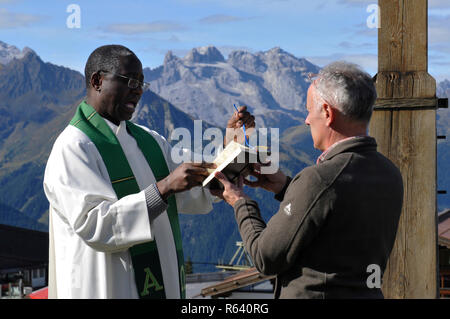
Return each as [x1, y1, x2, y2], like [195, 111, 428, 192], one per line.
[43, 44, 254, 299]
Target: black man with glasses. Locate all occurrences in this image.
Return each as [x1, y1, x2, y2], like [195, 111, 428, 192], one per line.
[43, 45, 255, 299]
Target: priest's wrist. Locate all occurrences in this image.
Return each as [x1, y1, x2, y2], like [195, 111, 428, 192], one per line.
[156, 179, 173, 201]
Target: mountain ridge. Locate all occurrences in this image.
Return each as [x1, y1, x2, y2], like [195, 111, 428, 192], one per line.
[144, 45, 320, 132]
[0, 41, 448, 272]
[0, 41, 36, 65]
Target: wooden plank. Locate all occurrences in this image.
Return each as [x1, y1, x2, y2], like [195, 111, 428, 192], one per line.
[379, 0, 428, 72]
[375, 71, 436, 99]
[371, 0, 438, 299]
[370, 109, 437, 298]
[374, 97, 437, 109]
[397, 110, 436, 299]
[378, 0, 402, 72]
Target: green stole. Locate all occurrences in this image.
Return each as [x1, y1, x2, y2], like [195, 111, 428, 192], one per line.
[70, 101, 186, 299]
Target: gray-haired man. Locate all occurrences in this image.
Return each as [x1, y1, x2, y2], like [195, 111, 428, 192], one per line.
[212, 61, 404, 299]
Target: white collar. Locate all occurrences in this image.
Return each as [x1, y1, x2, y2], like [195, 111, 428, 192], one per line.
[102, 117, 127, 137]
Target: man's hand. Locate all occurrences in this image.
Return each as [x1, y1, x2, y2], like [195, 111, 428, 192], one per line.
[225, 105, 255, 146]
[244, 163, 288, 194]
[210, 171, 250, 207]
[156, 162, 216, 201]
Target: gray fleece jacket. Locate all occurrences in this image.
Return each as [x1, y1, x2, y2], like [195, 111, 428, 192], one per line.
[233, 136, 403, 299]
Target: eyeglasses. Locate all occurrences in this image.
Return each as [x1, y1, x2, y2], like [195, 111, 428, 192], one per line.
[100, 70, 150, 91]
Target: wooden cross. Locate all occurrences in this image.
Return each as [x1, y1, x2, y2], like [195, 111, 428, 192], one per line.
[369, 0, 441, 298]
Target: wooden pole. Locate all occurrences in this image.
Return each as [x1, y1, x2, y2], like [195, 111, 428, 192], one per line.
[369, 0, 438, 298]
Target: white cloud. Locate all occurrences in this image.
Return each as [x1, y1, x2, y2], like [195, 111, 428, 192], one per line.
[176, 0, 325, 14]
[429, 14, 450, 26]
[429, 0, 450, 9]
[180, 0, 293, 5]
[102, 21, 187, 34]
[168, 35, 181, 42]
[0, 8, 43, 29]
[428, 14, 450, 56]
[337, 0, 373, 7]
[429, 26, 450, 44]
[431, 43, 450, 55]
[198, 14, 248, 24]
[338, 41, 375, 50]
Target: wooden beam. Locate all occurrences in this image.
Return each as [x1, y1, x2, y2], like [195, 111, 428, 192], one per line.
[369, 0, 438, 298]
[373, 97, 447, 110]
[374, 97, 438, 110]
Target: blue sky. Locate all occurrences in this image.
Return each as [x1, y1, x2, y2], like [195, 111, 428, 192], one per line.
[1, 0, 450, 81]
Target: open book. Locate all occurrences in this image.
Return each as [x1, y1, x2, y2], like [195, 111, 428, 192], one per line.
[202, 141, 270, 190]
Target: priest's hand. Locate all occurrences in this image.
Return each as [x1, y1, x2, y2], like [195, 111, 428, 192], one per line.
[244, 163, 288, 194]
[156, 162, 216, 201]
[210, 171, 250, 207]
[224, 105, 255, 146]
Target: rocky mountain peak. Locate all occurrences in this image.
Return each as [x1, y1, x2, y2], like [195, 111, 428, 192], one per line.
[227, 50, 267, 74]
[21, 46, 36, 57]
[0, 43, 85, 121]
[146, 46, 321, 130]
[265, 46, 297, 61]
[163, 50, 180, 65]
[184, 46, 225, 64]
[0, 41, 32, 65]
[267, 46, 285, 55]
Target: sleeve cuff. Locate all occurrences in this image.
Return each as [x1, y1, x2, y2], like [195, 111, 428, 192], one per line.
[274, 176, 292, 202]
[145, 183, 169, 221]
